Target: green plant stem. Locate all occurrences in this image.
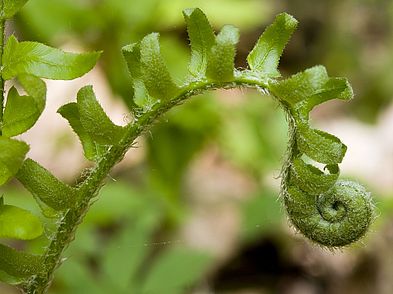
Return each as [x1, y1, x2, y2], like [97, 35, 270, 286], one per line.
[21, 74, 285, 294]
[280, 114, 297, 197]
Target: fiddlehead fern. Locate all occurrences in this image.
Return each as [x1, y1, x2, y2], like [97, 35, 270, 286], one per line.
[119, 10, 374, 248]
[0, 5, 374, 293]
[268, 65, 374, 247]
[285, 180, 373, 247]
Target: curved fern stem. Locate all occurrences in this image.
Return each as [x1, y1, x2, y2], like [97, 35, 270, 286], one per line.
[21, 72, 373, 292]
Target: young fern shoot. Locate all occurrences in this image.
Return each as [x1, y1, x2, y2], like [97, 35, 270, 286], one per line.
[0, 3, 374, 294]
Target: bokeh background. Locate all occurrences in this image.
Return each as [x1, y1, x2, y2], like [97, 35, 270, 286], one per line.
[2, 0, 393, 293]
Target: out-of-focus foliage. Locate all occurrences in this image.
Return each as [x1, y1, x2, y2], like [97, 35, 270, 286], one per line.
[44, 182, 215, 294]
[41, 180, 285, 293]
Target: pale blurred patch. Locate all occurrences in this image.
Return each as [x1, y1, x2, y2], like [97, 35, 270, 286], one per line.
[182, 147, 255, 260]
[319, 103, 393, 194]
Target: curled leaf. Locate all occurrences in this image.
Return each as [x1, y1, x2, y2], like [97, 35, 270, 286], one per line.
[269, 66, 353, 120]
[0, 243, 42, 278]
[296, 125, 347, 165]
[290, 157, 339, 195]
[58, 102, 107, 161]
[76, 86, 125, 145]
[16, 159, 77, 210]
[285, 181, 373, 247]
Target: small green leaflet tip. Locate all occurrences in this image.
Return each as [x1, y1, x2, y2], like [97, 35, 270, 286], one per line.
[122, 43, 137, 53]
[182, 7, 209, 21]
[277, 12, 298, 29]
[247, 12, 298, 78]
[182, 8, 196, 17]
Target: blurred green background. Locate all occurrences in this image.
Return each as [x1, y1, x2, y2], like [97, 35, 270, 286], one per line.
[2, 0, 393, 293]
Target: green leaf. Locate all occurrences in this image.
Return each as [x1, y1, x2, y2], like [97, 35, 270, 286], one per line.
[247, 12, 297, 78]
[2, 35, 101, 80]
[58, 102, 107, 161]
[2, 74, 47, 137]
[290, 157, 339, 195]
[268, 66, 352, 165]
[0, 243, 42, 278]
[3, 87, 40, 137]
[122, 43, 151, 108]
[1, 0, 29, 19]
[140, 248, 212, 294]
[270, 66, 329, 106]
[140, 33, 179, 101]
[18, 74, 46, 110]
[301, 77, 353, 114]
[0, 201, 43, 240]
[76, 86, 125, 145]
[296, 126, 347, 165]
[0, 137, 29, 186]
[206, 25, 239, 82]
[183, 8, 216, 78]
[269, 66, 353, 119]
[16, 159, 77, 210]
